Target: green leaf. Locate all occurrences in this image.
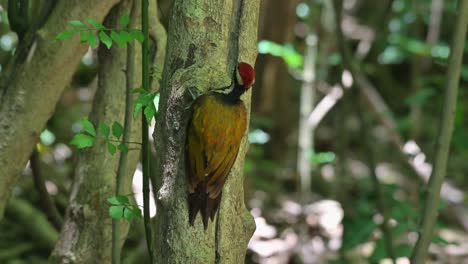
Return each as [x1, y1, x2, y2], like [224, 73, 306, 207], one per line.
[107, 195, 130, 205]
[258, 40, 303, 69]
[133, 103, 143, 119]
[109, 205, 126, 219]
[87, 18, 106, 30]
[80, 32, 98, 48]
[130, 207, 142, 218]
[70, 134, 94, 149]
[80, 118, 96, 137]
[80, 32, 89, 42]
[107, 142, 117, 155]
[124, 207, 142, 221]
[118, 143, 129, 154]
[55, 29, 77, 40]
[310, 151, 336, 165]
[110, 31, 126, 47]
[136, 93, 154, 105]
[88, 34, 98, 48]
[119, 14, 131, 27]
[144, 103, 156, 123]
[119, 31, 132, 44]
[133, 93, 153, 118]
[99, 122, 110, 139]
[129, 29, 144, 42]
[99, 31, 112, 49]
[69, 20, 87, 29]
[112, 122, 124, 139]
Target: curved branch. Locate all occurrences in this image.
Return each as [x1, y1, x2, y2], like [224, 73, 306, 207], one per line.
[411, 1, 468, 262]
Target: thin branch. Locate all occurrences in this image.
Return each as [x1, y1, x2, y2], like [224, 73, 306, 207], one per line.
[105, 138, 142, 145]
[30, 150, 63, 230]
[306, 85, 343, 129]
[426, 0, 444, 44]
[141, 0, 154, 262]
[112, 0, 139, 263]
[411, 1, 468, 262]
[297, 34, 317, 201]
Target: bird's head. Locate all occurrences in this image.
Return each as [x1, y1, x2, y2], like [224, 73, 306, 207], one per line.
[236, 62, 255, 90]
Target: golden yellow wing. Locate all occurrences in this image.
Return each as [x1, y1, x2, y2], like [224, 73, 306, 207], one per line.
[185, 94, 247, 228]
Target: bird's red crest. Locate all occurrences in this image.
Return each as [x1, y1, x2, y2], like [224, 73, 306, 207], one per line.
[236, 62, 255, 89]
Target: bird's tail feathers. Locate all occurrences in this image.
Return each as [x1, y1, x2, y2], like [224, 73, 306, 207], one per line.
[188, 185, 222, 230]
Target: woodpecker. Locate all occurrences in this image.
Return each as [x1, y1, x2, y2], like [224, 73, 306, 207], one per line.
[186, 62, 255, 229]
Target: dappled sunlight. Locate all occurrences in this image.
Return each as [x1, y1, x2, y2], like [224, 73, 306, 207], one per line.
[132, 168, 156, 218]
[248, 198, 344, 263]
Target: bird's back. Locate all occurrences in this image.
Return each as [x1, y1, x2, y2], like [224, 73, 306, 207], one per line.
[185, 93, 247, 228]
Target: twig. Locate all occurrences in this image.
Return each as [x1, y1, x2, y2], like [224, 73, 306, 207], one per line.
[112, 0, 139, 263]
[105, 138, 142, 145]
[306, 85, 343, 129]
[298, 34, 317, 201]
[141, 0, 154, 262]
[426, 0, 444, 44]
[30, 150, 63, 230]
[411, 1, 468, 263]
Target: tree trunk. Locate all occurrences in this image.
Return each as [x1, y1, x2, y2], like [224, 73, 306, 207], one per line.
[254, 0, 299, 165]
[0, 0, 119, 219]
[49, 1, 146, 263]
[153, 0, 260, 263]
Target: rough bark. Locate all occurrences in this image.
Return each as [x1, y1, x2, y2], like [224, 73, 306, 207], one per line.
[0, 0, 120, 219]
[153, 0, 260, 263]
[49, 1, 146, 263]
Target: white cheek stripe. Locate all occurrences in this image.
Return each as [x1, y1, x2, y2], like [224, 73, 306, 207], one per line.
[236, 69, 244, 86]
[218, 85, 234, 94]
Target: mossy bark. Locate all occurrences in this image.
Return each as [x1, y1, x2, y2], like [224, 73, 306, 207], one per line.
[153, 0, 260, 263]
[0, 0, 119, 219]
[49, 1, 147, 263]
